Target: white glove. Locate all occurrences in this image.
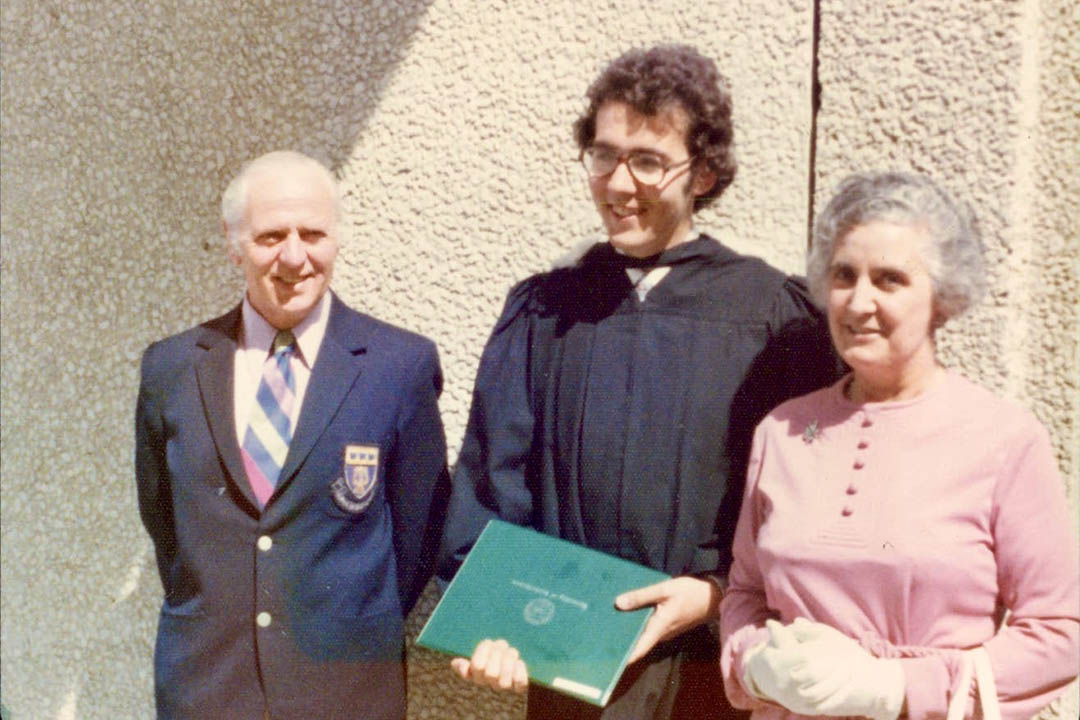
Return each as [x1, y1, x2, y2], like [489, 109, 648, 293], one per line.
[786, 618, 905, 720]
[742, 619, 904, 720]
[742, 620, 822, 713]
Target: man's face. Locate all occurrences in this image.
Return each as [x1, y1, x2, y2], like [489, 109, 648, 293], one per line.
[587, 101, 715, 258]
[229, 163, 339, 329]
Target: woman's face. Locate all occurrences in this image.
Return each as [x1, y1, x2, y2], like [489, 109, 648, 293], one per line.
[826, 221, 939, 394]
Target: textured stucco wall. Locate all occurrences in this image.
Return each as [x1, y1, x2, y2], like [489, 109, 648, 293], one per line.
[813, 4, 1079, 716]
[1, 1, 1075, 718]
[814, 0, 1080, 485]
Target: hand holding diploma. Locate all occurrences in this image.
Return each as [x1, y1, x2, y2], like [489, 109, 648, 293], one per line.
[451, 638, 529, 693]
[450, 575, 720, 694]
[615, 576, 721, 664]
[432, 521, 672, 704]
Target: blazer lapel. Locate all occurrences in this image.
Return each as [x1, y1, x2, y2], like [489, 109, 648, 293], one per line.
[274, 295, 369, 496]
[193, 305, 261, 512]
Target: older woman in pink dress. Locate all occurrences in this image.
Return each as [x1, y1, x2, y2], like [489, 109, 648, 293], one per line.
[719, 171, 1079, 720]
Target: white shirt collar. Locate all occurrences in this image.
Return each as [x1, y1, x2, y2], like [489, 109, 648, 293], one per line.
[625, 266, 672, 301]
[240, 291, 332, 370]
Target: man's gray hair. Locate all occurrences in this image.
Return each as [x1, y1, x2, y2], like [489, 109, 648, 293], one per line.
[808, 171, 986, 325]
[221, 150, 339, 255]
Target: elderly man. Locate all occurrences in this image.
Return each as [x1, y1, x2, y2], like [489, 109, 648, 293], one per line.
[439, 46, 841, 719]
[136, 150, 449, 719]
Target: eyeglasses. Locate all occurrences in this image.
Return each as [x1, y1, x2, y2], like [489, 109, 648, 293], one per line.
[580, 147, 694, 187]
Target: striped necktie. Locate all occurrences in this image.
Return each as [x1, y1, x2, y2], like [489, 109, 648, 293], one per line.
[241, 329, 297, 508]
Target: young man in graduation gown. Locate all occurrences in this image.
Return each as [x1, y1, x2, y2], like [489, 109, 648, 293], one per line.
[135, 151, 450, 719]
[439, 46, 841, 719]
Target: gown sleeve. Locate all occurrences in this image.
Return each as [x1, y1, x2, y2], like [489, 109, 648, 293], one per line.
[769, 276, 846, 401]
[713, 275, 844, 583]
[436, 278, 541, 582]
[899, 420, 1080, 720]
[727, 276, 843, 467]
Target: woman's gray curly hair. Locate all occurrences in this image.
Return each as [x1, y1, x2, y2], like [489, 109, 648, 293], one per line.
[807, 171, 987, 325]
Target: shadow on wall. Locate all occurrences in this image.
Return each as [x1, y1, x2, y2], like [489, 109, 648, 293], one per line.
[0, 1, 435, 719]
[2, 0, 438, 322]
[0, 0, 440, 165]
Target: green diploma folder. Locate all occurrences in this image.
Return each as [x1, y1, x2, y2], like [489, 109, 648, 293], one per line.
[417, 519, 669, 706]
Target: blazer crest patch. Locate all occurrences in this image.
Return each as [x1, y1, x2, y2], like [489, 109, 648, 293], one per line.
[331, 444, 379, 514]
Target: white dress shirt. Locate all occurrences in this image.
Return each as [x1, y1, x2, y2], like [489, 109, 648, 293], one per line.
[233, 292, 331, 446]
[626, 266, 672, 301]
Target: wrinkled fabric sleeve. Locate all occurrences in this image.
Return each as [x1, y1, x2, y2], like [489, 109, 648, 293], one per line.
[437, 279, 540, 583]
[716, 277, 842, 582]
[899, 422, 1080, 720]
[719, 421, 782, 711]
[135, 343, 178, 589]
[770, 276, 845, 402]
[386, 339, 451, 615]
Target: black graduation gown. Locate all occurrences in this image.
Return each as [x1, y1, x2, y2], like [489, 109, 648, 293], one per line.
[439, 234, 841, 719]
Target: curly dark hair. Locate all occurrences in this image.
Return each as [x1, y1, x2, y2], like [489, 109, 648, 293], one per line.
[573, 45, 736, 211]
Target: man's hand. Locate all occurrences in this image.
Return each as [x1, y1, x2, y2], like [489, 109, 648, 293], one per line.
[615, 576, 720, 664]
[449, 638, 529, 693]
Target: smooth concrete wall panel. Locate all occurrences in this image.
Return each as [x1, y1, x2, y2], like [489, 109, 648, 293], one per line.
[2, 0, 1076, 718]
[1027, 0, 1080, 497]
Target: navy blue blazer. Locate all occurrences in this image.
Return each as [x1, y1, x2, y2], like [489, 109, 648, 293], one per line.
[135, 293, 450, 720]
